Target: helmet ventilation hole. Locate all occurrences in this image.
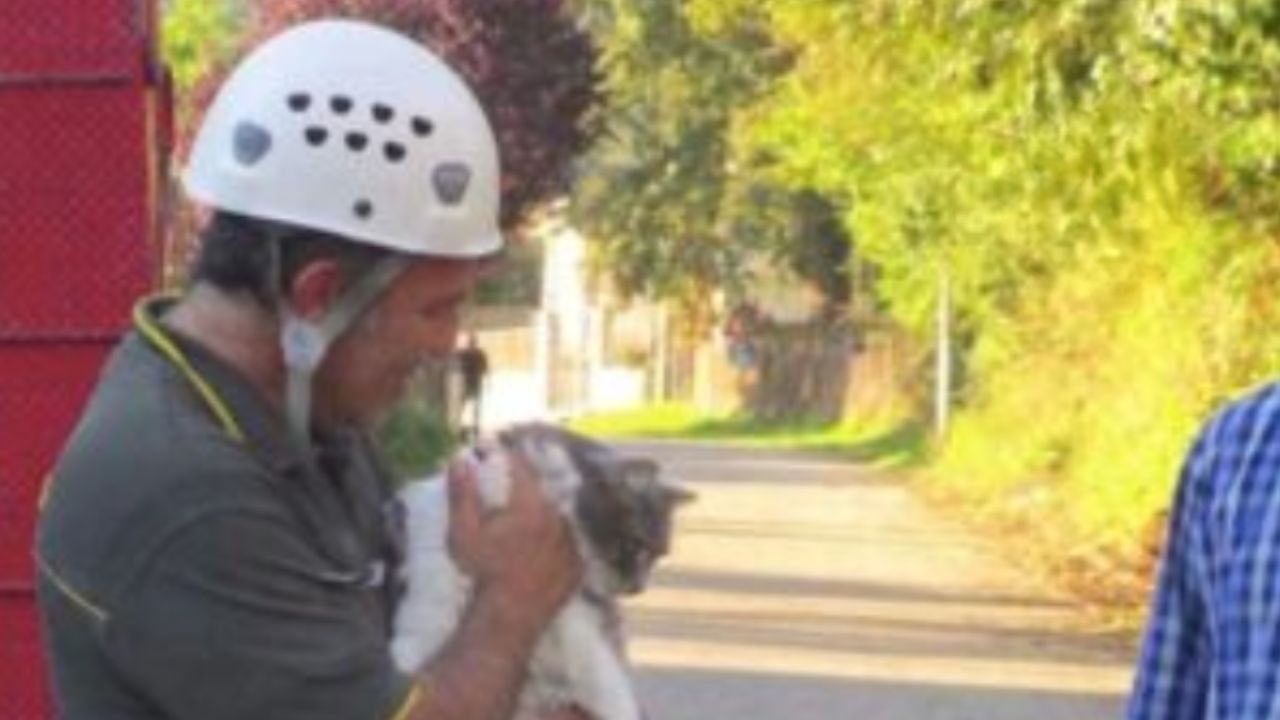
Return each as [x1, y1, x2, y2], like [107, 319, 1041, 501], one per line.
[411, 116, 434, 137]
[330, 95, 354, 114]
[305, 127, 328, 146]
[384, 142, 406, 163]
[353, 199, 374, 219]
[287, 93, 311, 112]
[373, 104, 395, 123]
[345, 132, 369, 152]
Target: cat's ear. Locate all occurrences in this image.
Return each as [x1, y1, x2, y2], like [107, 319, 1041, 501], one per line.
[661, 478, 697, 506]
[620, 458, 696, 505]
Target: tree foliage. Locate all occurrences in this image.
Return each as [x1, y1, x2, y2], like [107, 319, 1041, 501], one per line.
[575, 0, 1280, 575]
[569, 0, 848, 319]
[162, 0, 242, 91]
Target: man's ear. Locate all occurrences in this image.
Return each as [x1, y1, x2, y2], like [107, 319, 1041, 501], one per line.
[286, 259, 344, 321]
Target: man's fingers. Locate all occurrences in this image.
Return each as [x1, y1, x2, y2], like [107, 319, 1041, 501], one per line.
[446, 458, 481, 561]
[539, 707, 594, 720]
[503, 444, 543, 512]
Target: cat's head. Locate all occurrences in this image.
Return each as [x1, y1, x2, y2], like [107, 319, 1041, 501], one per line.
[564, 434, 695, 596]
[500, 423, 694, 595]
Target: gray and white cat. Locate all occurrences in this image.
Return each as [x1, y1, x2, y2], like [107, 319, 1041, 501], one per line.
[391, 424, 694, 720]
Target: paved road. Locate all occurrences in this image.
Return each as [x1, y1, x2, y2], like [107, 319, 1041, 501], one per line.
[619, 440, 1133, 720]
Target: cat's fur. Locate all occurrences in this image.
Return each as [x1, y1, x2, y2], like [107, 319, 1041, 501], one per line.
[391, 424, 693, 720]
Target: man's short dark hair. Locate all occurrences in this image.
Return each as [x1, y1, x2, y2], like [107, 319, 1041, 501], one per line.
[189, 211, 394, 309]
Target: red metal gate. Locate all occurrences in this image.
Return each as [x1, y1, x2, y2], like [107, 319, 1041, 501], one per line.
[0, 0, 166, 715]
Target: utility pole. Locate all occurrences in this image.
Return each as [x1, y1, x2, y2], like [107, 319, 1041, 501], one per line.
[935, 267, 952, 437]
[654, 302, 669, 402]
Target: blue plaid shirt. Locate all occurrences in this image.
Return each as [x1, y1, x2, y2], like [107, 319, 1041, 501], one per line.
[1129, 382, 1280, 719]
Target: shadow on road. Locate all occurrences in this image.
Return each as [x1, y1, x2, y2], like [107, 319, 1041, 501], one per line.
[659, 566, 1070, 610]
[637, 665, 1123, 720]
[635, 567, 1127, 667]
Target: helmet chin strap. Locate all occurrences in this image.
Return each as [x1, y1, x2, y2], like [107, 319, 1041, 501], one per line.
[273, 243, 409, 460]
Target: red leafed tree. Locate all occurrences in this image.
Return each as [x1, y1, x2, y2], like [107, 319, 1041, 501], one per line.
[181, 0, 600, 235]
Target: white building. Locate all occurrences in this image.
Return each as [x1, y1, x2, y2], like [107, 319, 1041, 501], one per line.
[468, 221, 651, 429]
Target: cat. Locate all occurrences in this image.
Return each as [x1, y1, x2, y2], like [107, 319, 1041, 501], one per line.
[390, 423, 694, 720]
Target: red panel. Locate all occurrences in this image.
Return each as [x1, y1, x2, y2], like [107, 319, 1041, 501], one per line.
[0, 346, 114, 584]
[1, 0, 160, 713]
[0, 598, 51, 718]
[0, 0, 145, 77]
[0, 345, 112, 719]
[0, 86, 154, 335]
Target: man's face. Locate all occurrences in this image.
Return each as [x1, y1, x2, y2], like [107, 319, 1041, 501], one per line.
[314, 257, 479, 429]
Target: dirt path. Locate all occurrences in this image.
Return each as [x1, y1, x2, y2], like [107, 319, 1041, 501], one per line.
[620, 440, 1133, 720]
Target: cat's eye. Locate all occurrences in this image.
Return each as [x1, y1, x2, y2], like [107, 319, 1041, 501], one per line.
[620, 537, 648, 562]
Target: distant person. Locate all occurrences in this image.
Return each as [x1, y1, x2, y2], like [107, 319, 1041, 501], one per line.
[1128, 385, 1280, 718]
[723, 301, 761, 371]
[457, 332, 489, 441]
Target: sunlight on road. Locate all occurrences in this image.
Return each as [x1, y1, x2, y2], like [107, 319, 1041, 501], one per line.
[631, 587, 1130, 695]
[627, 463, 1133, 710]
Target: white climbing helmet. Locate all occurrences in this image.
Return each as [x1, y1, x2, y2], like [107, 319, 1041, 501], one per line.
[183, 19, 502, 258]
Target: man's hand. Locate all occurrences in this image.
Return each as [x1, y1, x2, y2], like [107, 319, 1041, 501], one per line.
[446, 447, 581, 636]
[411, 449, 583, 720]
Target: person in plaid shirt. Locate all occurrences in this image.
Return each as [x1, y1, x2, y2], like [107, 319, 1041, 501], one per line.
[1129, 383, 1280, 719]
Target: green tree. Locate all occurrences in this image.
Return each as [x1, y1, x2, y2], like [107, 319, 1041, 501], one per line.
[162, 0, 241, 90]
[570, 0, 796, 319]
[572, 0, 864, 420]
[645, 0, 1278, 592]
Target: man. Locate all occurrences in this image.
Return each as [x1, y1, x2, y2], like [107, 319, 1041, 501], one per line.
[457, 333, 489, 441]
[1128, 384, 1280, 719]
[36, 20, 583, 720]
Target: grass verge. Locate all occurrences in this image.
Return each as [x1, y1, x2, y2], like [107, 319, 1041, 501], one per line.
[569, 403, 928, 470]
